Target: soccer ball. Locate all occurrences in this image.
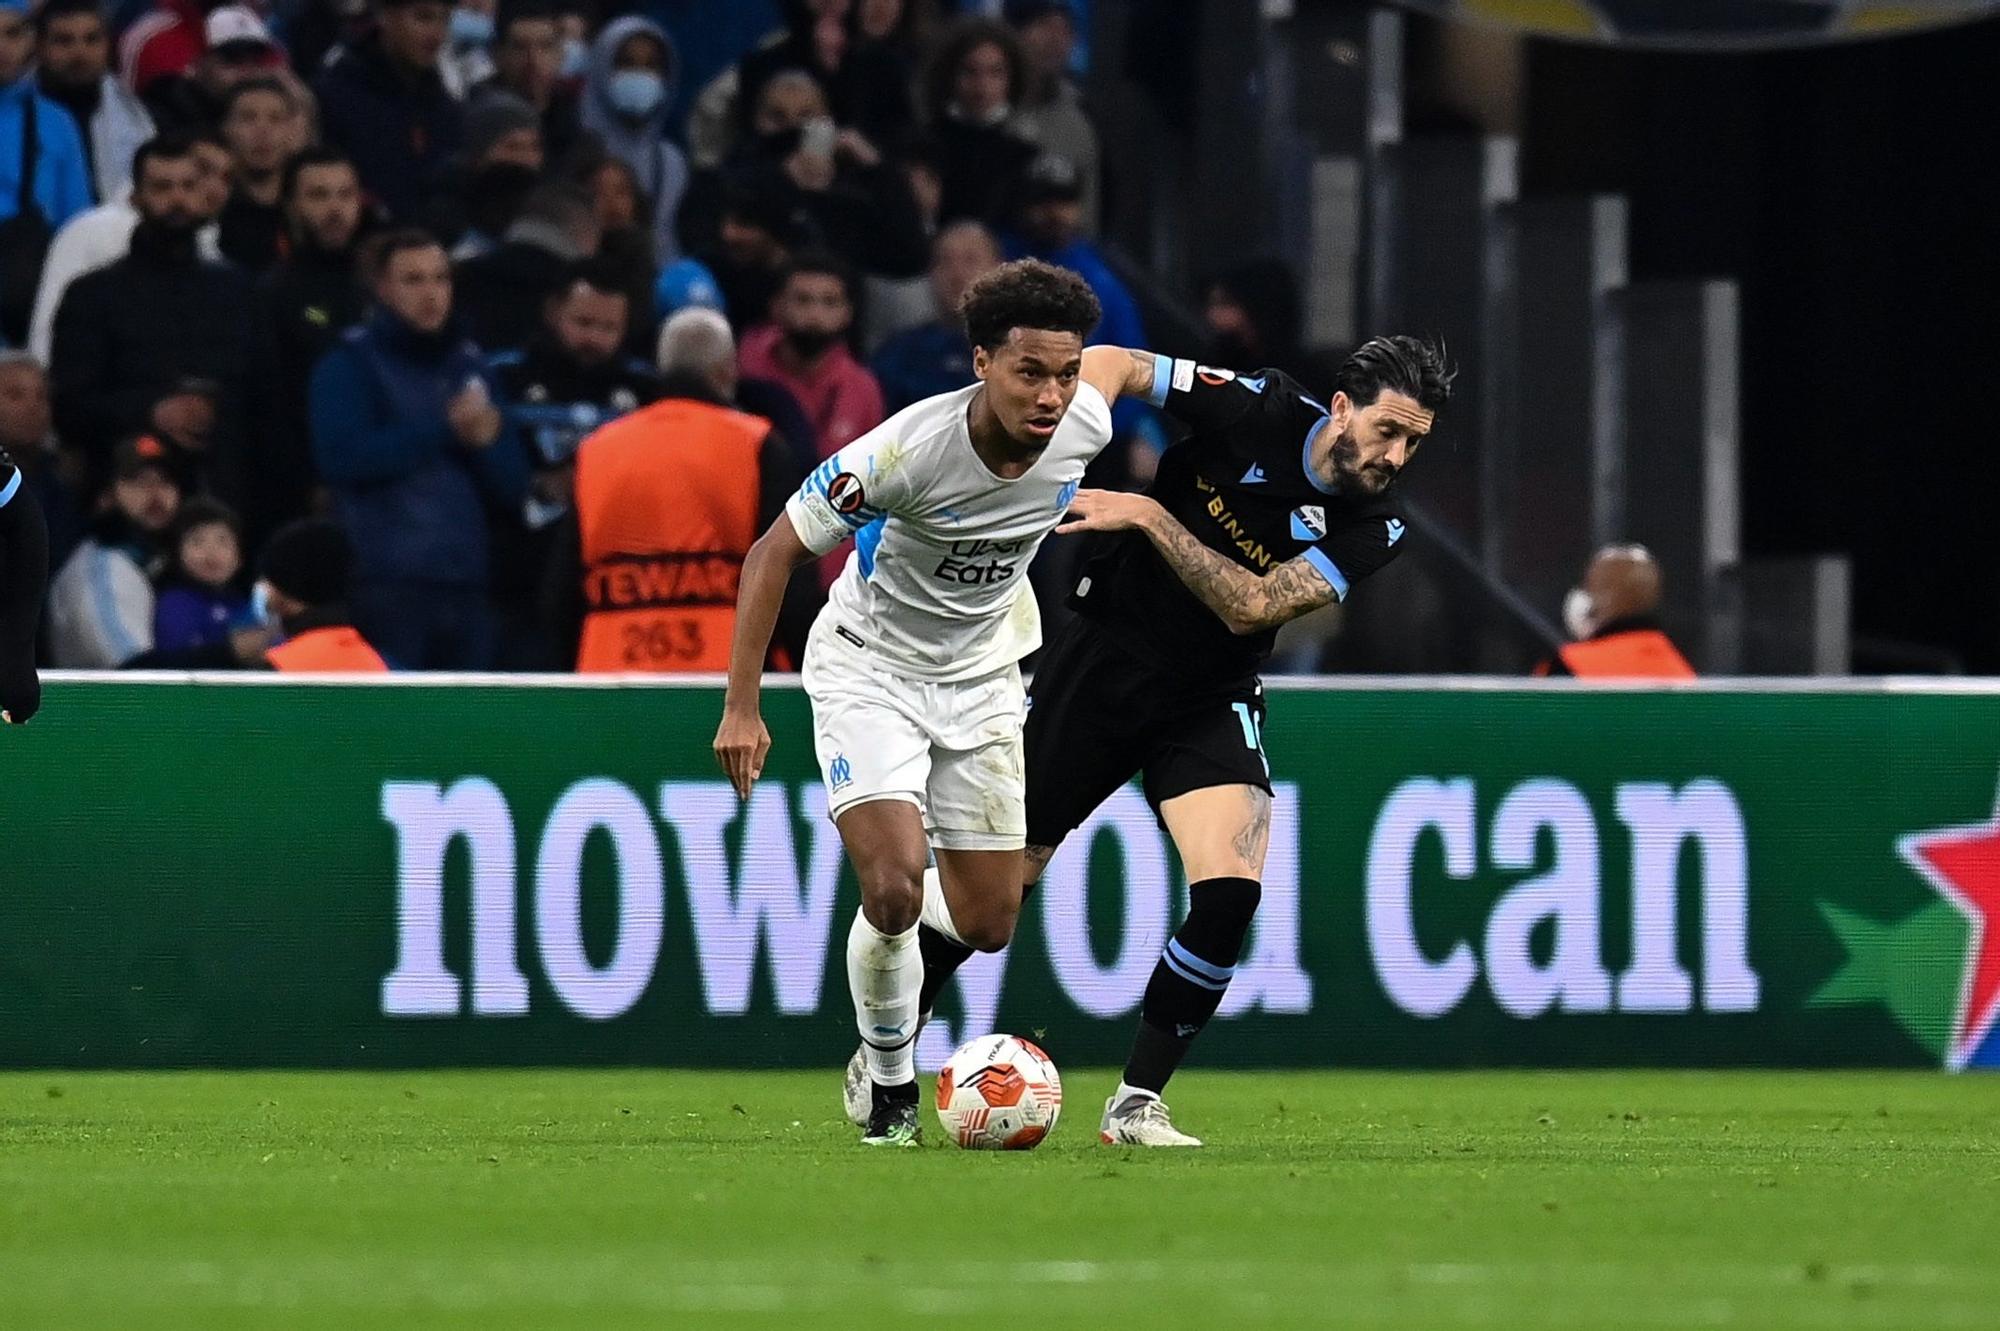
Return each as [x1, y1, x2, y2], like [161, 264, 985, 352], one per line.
[935, 1034, 1063, 1150]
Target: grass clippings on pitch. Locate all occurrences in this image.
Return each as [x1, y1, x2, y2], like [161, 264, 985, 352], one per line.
[2, 1069, 1996, 1330]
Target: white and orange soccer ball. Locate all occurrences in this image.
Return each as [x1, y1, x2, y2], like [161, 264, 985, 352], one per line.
[934, 1034, 1063, 1150]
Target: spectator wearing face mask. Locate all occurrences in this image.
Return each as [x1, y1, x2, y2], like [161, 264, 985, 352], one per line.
[1535, 544, 1696, 680]
[737, 251, 881, 590]
[579, 15, 688, 266]
[919, 17, 1036, 227]
[733, 0, 916, 155]
[440, 0, 496, 98]
[33, 0, 156, 207]
[738, 251, 881, 461]
[685, 67, 926, 286]
[423, 88, 543, 253]
[695, 181, 797, 333]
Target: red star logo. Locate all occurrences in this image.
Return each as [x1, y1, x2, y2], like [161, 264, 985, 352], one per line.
[1899, 780, 2000, 1069]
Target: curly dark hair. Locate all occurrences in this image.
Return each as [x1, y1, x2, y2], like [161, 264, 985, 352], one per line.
[1333, 335, 1456, 413]
[960, 259, 1101, 352]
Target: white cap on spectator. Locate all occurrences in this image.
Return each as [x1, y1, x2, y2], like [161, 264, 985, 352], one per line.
[205, 6, 279, 51]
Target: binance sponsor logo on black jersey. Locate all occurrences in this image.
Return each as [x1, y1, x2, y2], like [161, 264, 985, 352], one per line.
[1194, 475, 1280, 572]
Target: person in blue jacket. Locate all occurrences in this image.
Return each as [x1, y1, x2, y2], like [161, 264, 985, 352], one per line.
[309, 228, 525, 670]
[998, 150, 1152, 446]
[0, 0, 93, 343]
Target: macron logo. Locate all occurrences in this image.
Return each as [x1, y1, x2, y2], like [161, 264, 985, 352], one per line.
[1241, 463, 1267, 485]
[1386, 519, 1405, 546]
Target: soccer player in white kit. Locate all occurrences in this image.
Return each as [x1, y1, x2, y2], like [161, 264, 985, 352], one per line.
[713, 259, 1166, 1144]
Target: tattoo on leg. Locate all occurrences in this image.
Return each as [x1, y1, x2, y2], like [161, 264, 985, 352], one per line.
[1231, 789, 1272, 868]
[1024, 844, 1057, 884]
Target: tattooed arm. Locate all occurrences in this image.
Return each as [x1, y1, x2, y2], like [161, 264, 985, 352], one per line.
[1057, 489, 1339, 635]
[1079, 346, 1164, 406]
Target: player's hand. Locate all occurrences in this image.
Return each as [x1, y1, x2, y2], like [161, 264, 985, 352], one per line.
[714, 707, 772, 800]
[1056, 489, 1163, 535]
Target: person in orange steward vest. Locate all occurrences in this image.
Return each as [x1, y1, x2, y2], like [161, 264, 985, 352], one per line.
[1535, 543, 1695, 679]
[257, 518, 390, 672]
[544, 307, 815, 672]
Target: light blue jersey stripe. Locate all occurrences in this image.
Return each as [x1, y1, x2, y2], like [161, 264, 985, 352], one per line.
[1301, 546, 1350, 600]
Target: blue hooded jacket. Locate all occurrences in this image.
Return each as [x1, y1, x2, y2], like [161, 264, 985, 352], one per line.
[580, 15, 689, 265]
[0, 74, 92, 231]
[309, 309, 527, 587]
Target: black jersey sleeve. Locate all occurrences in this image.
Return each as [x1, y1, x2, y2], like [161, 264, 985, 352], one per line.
[0, 460, 49, 724]
[1152, 360, 1310, 435]
[1300, 508, 1408, 602]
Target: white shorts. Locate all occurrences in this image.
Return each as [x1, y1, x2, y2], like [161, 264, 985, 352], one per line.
[801, 617, 1027, 851]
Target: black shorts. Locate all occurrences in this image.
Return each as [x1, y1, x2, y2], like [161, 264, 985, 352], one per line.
[1024, 616, 1271, 848]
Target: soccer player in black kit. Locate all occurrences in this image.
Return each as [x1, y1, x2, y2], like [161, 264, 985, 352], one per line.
[0, 444, 49, 725]
[907, 335, 1452, 1146]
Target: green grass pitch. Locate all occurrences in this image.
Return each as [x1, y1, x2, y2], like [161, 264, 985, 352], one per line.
[3, 1069, 1996, 1329]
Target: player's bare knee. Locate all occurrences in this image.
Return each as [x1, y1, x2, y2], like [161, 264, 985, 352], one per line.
[857, 863, 924, 933]
[956, 896, 1020, 953]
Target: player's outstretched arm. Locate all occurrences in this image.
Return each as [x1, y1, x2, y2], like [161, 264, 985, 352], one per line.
[1058, 489, 1338, 635]
[0, 467, 49, 725]
[714, 513, 817, 798]
[1080, 346, 1163, 407]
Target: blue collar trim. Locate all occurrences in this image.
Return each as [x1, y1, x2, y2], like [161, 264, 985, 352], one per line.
[0, 468, 20, 510]
[1301, 416, 1339, 495]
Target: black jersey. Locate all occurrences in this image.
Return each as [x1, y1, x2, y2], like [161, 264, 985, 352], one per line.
[1069, 361, 1407, 682]
[0, 448, 48, 723]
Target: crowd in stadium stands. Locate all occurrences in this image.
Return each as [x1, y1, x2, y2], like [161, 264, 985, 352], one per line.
[0, 0, 1310, 672]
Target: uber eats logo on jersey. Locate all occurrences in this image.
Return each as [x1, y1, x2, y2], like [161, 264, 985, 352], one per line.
[1363, 777, 1760, 1019]
[935, 537, 1028, 585]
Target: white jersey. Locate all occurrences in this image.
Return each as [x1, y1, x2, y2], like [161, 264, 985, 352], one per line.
[785, 381, 1115, 682]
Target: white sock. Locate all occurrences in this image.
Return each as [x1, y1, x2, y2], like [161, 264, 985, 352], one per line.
[917, 864, 969, 947]
[848, 909, 920, 1086]
[1113, 1081, 1158, 1109]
